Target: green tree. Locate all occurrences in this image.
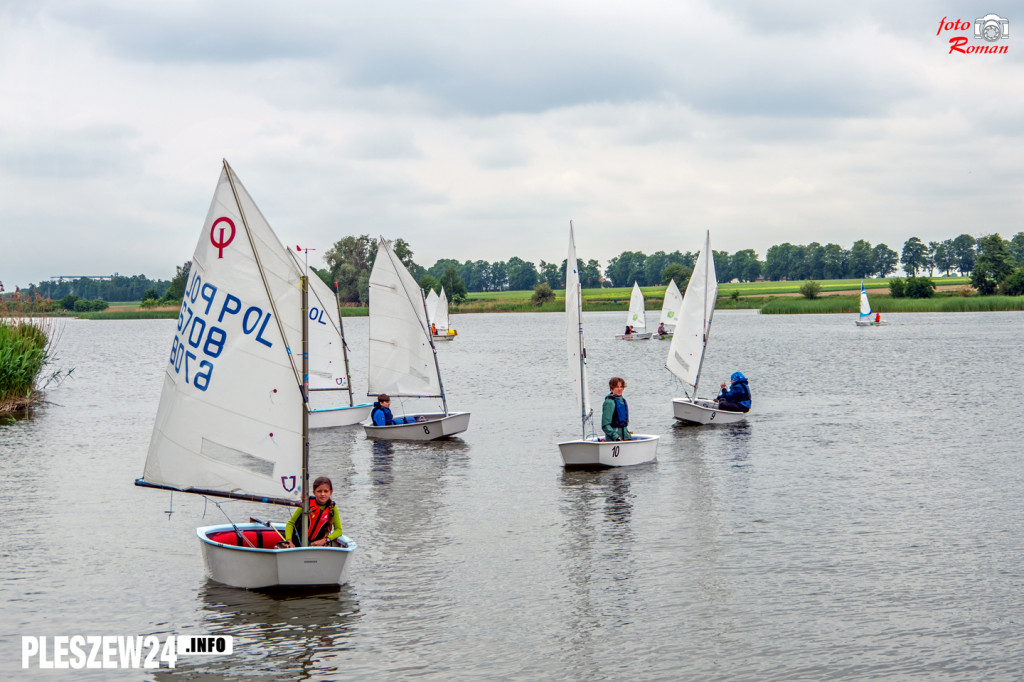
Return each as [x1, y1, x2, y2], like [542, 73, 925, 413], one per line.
[888, 277, 906, 298]
[580, 259, 603, 288]
[164, 261, 191, 302]
[605, 251, 647, 287]
[661, 263, 692, 286]
[951, 234, 977, 275]
[538, 261, 561, 288]
[440, 266, 468, 303]
[799, 280, 821, 299]
[904, 276, 936, 298]
[848, 240, 874, 279]
[821, 243, 847, 279]
[971, 233, 1014, 295]
[1009, 232, 1024, 265]
[531, 282, 555, 305]
[507, 257, 538, 291]
[730, 249, 761, 282]
[872, 243, 899, 277]
[142, 288, 159, 302]
[418, 274, 440, 294]
[933, 239, 955, 276]
[999, 268, 1024, 296]
[900, 237, 926, 276]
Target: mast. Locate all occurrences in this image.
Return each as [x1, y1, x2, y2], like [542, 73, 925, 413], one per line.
[570, 221, 587, 440]
[692, 231, 714, 399]
[334, 283, 355, 407]
[300, 275, 310, 547]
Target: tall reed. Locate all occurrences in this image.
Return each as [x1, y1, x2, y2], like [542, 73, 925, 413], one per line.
[0, 318, 71, 414]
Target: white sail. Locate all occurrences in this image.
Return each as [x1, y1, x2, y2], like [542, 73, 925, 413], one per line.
[435, 287, 450, 332]
[425, 289, 439, 325]
[659, 279, 683, 326]
[859, 283, 872, 319]
[142, 162, 303, 504]
[566, 223, 591, 428]
[667, 231, 718, 399]
[304, 271, 350, 395]
[627, 282, 647, 330]
[367, 238, 441, 398]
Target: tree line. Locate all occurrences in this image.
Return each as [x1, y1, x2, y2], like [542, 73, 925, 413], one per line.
[12, 232, 1024, 305]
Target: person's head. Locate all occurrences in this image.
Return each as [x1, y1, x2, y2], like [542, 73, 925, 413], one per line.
[609, 377, 626, 395]
[730, 371, 746, 383]
[377, 393, 390, 406]
[311, 476, 333, 505]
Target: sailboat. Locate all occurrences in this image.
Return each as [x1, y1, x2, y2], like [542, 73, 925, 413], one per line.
[559, 223, 659, 468]
[654, 279, 683, 339]
[667, 231, 747, 425]
[427, 286, 457, 341]
[299, 264, 373, 427]
[856, 283, 886, 326]
[136, 160, 356, 589]
[615, 282, 652, 340]
[363, 238, 470, 440]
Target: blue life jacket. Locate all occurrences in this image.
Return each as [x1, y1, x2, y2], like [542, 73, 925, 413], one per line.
[371, 403, 394, 426]
[610, 395, 629, 428]
[720, 377, 751, 408]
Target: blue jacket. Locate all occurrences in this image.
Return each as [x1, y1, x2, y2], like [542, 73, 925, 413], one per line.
[371, 402, 394, 426]
[717, 372, 751, 408]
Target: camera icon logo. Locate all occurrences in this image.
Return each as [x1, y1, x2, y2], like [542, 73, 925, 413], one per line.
[974, 14, 1010, 41]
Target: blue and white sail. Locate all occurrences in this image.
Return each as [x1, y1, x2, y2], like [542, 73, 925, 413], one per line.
[859, 283, 872, 323]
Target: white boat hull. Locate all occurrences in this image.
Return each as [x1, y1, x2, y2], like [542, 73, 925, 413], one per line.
[614, 333, 653, 340]
[309, 403, 373, 429]
[197, 523, 356, 589]
[432, 334, 456, 342]
[855, 321, 888, 326]
[673, 398, 748, 425]
[653, 333, 673, 340]
[558, 435, 659, 468]
[363, 411, 470, 440]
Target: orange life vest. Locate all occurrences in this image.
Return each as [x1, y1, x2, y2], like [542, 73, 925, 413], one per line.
[305, 498, 334, 542]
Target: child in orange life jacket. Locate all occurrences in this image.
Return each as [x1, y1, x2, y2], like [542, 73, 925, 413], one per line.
[282, 476, 345, 547]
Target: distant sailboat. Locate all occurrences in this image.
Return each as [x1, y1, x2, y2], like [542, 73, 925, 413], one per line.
[363, 238, 470, 440]
[616, 282, 652, 340]
[298, 264, 373, 427]
[667, 231, 747, 425]
[136, 160, 356, 589]
[856, 283, 886, 326]
[655, 279, 683, 339]
[559, 223, 658, 467]
[427, 287, 457, 341]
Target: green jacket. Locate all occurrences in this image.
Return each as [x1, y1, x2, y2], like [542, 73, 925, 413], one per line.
[601, 393, 631, 441]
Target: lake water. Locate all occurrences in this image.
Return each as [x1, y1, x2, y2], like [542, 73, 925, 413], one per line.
[2, 310, 1024, 680]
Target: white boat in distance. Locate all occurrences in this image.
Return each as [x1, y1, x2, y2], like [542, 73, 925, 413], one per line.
[559, 223, 658, 468]
[137, 160, 356, 589]
[615, 282, 653, 340]
[654, 278, 683, 339]
[426, 287, 458, 342]
[856, 283, 887, 326]
[363, 238, 470, 440]
[666, 231, 747, 425]
[298, 263, 373, 427]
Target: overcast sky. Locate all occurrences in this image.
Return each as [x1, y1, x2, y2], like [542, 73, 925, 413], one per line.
[2, 1, 1022, 287]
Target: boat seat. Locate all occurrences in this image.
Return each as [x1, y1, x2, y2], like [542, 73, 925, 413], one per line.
[206, 528, 283, 548]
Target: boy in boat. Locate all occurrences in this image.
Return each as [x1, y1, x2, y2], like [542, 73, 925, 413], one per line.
[601, 377, 632, 441]
[370, 394, 412, 425]
[714, 372, 751, 412]
[281, 476, 346, 548]
[624, 325, 633, 336]
[657, 322, 667, 336]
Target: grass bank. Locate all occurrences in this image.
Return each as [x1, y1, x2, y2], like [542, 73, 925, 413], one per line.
[761, 293, 1024, 314]
[0, 318, 71, 416]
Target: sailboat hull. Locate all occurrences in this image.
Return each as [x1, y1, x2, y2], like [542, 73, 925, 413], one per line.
[855, 320, 887, 326]
[309, 403, 374, 429]
[431, 334, 456, 342]
[363, 411, 471, 440]
[558, 435, 659, 468]
[673, 398, 748, 425]
[614, 333, 653, 340]
[197, 524, 356, 589]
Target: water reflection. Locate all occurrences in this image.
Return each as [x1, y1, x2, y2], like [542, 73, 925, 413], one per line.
[154, 582, 361, 680]
[557, 469, 639, 676]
